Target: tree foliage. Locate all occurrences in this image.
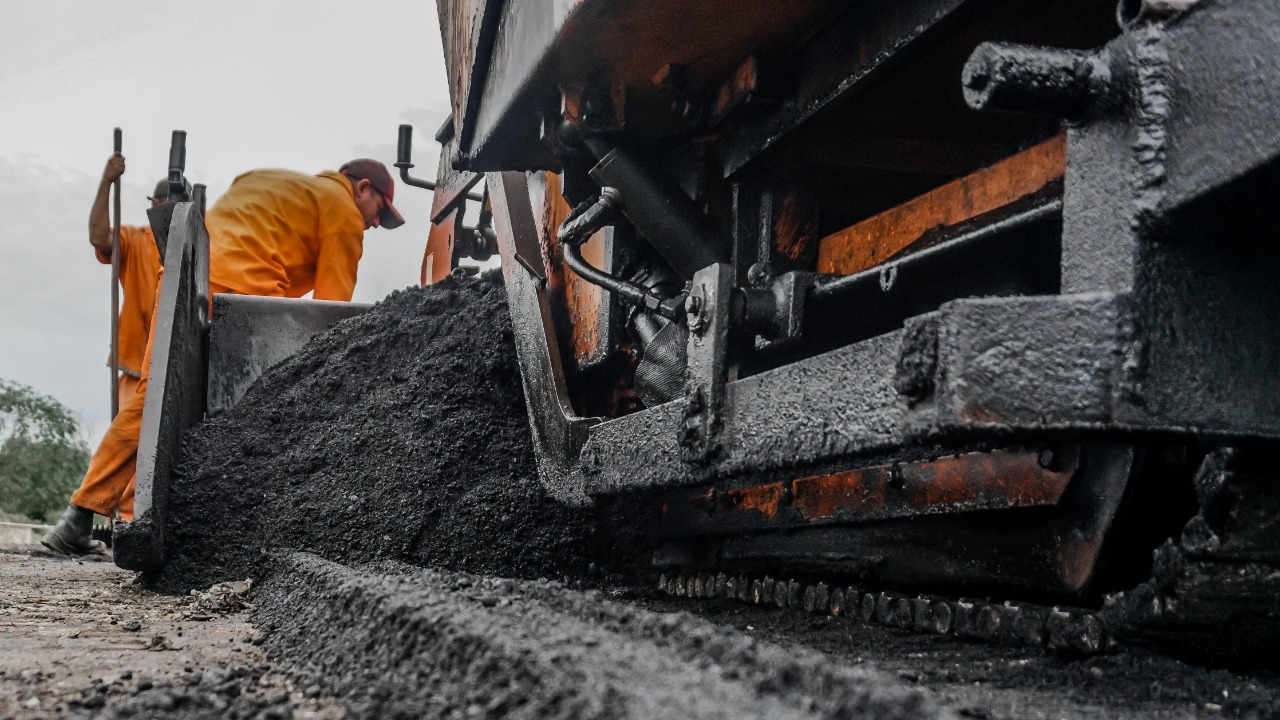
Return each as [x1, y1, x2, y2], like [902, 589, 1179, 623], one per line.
[0, 379, 89, 524]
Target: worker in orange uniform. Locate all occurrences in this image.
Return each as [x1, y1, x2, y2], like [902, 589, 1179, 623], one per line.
[41, 154, 180, 555]
[86, 153, 188, 407]
[208, 159, 404, 301]
[42, 158, 404, 555]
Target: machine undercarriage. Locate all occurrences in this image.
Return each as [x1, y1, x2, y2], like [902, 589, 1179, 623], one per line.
[421, 0, 1280, 661]
[108, 0, 1280, 666]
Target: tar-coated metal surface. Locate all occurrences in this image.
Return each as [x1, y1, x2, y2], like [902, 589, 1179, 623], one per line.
[896, 293, 1127, 439]
[487, 0, 1280, 508]
[583, 331, 905, 495]
[114, 202, 209, 571]
[655, 445, 1139, 598]
[491, 171, 600, 504]
[660, 447, 1076, 533]
[1048, 0, 1280, 438]
[206, 295, 370, 413]
[451, 0, 845, 171]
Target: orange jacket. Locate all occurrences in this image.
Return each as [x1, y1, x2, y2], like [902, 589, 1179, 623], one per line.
[96, 225, 161, 378]
[207, 169, 366, 301]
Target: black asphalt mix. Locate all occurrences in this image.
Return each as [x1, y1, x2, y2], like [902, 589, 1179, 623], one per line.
[253, 553, 951, 720]
[150, 273, 595, 594]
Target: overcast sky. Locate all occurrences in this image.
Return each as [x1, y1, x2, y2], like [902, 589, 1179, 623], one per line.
[0, 1, 461, 443]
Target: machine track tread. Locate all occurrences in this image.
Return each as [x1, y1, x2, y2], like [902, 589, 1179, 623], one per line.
[657, 572, 1111, 656]
[657, 448, 1280, 666]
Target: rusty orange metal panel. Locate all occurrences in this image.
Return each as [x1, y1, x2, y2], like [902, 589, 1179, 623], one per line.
[543, 172, 611, 368]
[672, 448, 1077, 529]
[791, 450, 1074, 523]
[790, 470, 886, 521]
[568, 231, 611, 366]
[774, 190, 820, 263]
[687, 482, 788, 520]
[816, 133, 1067, 275]
[422, 207, 460, 285]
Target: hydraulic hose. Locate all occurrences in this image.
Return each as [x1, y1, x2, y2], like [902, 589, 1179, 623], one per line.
[558, 189, 685, 321]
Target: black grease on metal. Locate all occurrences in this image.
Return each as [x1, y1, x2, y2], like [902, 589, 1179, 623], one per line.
[961, 42, 1113, 119]
[147, 274, 598, 592]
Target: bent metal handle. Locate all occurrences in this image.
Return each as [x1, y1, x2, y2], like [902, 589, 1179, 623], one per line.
[394, 124, 437, 191]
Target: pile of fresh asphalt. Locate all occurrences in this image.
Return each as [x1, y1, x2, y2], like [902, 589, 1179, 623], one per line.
[253, 553, 950, 720]
[149, 273, 597, 593]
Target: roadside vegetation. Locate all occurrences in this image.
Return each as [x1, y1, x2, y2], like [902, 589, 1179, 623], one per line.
[0, 379, 89, 525]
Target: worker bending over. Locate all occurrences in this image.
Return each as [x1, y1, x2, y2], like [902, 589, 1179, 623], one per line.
[42, 159, 404, 555]
[209, 159, 404, 301]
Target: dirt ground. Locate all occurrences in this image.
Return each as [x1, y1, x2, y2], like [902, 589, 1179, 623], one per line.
[3, 545, 1278, 719]
[0, 546, 342, 720]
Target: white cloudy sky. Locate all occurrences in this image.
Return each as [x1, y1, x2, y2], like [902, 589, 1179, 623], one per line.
[0, 1, 460, 443]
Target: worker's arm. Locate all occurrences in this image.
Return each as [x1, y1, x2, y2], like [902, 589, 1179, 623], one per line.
[312, 212, 365, 301]
[89, 153, 126, 256]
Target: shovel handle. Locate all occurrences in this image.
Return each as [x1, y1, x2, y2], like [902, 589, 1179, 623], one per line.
[109, 127, 123, 417]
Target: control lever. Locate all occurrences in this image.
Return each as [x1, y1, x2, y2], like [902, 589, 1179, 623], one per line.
[394, 124, 483, 201]
[167, 130, 189, 202]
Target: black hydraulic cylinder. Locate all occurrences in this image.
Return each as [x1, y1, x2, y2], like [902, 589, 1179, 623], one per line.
[586, 143, 728, 279]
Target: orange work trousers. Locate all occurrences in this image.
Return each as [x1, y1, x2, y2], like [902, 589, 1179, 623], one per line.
[71, 270, 165, 522]
[116, 373, 140, 414]
[72, 375, 146, 521]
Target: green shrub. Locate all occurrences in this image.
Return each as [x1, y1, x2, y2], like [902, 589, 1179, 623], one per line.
[0, 380, 90, 524]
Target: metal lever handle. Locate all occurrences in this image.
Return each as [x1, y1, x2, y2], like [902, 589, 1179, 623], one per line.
[394, 124, 436, 190]
[397, 124, 414, 166]
[168, 130, 188, 200]
[393, 124, 484, 203]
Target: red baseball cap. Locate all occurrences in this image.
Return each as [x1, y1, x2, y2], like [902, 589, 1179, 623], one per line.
[339, 158, 405, 229]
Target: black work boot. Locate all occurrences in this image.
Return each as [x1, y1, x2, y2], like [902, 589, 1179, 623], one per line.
[40, 505, 107, 556]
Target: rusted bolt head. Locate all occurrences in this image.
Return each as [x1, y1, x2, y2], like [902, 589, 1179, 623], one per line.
[686, 287, 709, 333]
[887, 464, 906, 488]
[1038, 448, 1056, 470]
[746, 262, 773, 286]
